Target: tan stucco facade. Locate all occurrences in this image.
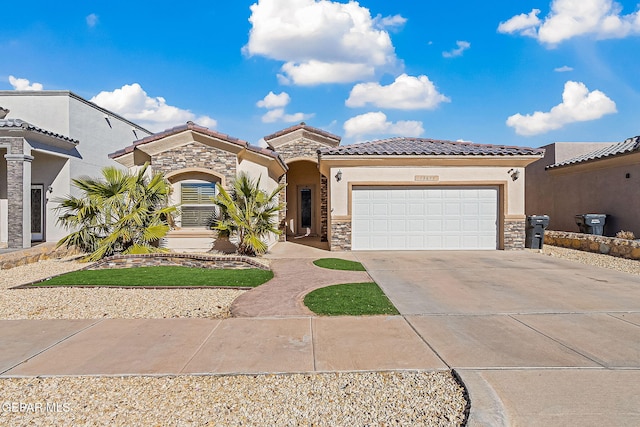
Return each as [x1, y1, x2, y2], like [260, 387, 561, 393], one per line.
[112, 122, 543, 252]
[319, 156, 539, 250]
[526, 142, 640, 236]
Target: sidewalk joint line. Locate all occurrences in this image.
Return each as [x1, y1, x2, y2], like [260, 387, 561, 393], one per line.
[401, 316, 450, 370]
[508, 314, 606, 368]
[606, 313, 640, 328]
[0, 319, 104, 375]
[178, 319, 223, 374]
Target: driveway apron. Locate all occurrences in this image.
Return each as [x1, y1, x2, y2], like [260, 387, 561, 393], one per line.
[355, 250, 640, 426]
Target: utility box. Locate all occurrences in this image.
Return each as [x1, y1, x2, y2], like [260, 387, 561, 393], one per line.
[575, 214, 607, 236]
[525, 215, 550, 249]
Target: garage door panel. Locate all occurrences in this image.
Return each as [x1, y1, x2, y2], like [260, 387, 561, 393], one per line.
[351, 186, 498, 250]
[372, 219, 388, 231]
[388, 219, 406, 232]
[408, 203, 425, 215]
[390, 204, 406, 215]
[372, 204, 389, 215]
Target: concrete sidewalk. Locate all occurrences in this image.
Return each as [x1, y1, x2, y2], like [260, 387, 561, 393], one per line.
[0, 316, 447, 377]
[2, 314, 639, 425]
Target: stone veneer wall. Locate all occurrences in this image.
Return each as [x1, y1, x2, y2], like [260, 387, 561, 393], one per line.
[0, 243, 82, 270]
[3, 137, 28, 248]
[330, 220, 351, 251]
[151, 142, 236, 187]
[274, 139, 328, 160]
[320, 175, 328, 242]
[87, 253, 270, 271]
[277, 174, 287, 241]
[504, 220, 526, 250]
[545, 230, 640, 260]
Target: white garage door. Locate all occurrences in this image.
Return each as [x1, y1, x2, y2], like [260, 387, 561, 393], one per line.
[351, 186, 498, 250]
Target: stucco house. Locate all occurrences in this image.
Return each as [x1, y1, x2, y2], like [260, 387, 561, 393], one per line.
[0, 91, 152, 249]
[111, 122, 544, 252]
[526, 136, 640, 237]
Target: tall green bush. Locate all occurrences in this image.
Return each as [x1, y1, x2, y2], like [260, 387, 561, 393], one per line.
[211, 173, 285, 256]
[55, 163, 177, 261]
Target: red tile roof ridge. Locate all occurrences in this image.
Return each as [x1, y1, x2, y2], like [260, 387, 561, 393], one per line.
[263, 122, 341, 142]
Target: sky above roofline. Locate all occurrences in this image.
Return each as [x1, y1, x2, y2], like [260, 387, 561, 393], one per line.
[1, 0, 639, 148]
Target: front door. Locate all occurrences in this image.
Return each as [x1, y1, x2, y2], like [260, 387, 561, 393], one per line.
[31, 184, 44, 242]
[298, 186, 313, 235]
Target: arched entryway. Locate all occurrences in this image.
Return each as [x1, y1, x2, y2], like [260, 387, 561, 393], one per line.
[284, 160, 324, 239]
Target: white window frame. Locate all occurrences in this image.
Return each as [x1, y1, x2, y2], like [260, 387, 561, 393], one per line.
[179, 181, 217, 228]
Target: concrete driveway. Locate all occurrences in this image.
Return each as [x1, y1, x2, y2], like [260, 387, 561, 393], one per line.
[355, 250, 640, 426]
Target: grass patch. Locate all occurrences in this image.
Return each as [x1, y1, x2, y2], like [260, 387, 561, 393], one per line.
[312, 258, 366, 271]
[304, 282, 399, 316]
[34, 266, 273, 288]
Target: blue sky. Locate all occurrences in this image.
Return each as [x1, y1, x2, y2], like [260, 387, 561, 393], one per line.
[1, 0, 639, 148]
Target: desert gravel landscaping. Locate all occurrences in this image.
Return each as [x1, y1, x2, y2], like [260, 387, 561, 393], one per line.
[0, 372, 467, 427]
[543, 245, 640, 275]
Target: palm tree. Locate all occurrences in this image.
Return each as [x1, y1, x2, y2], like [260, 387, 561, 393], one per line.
[55, 163, 177, 261]
[211, 173, 285, 256]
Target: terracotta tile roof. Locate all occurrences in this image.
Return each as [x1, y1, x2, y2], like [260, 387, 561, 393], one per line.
[319, 137, 544, 156]
[0, 118, 79, 145]
[546, 136, 640, 169]
[109, 121, 286, 170]
[263, 122, 341, 143]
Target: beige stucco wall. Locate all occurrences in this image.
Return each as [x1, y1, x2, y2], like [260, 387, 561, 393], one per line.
[526, 143, 637, 236]
[237, 158, 280, 194]
[328, 165, 524, 218]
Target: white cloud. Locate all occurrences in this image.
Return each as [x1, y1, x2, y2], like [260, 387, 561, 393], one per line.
[374, 14, 407, 30]
[346, 74, 449, 110]
[9, 75, 43, 91]
[256, 91, 291, 108]
[260, 108, 313, 123]
[497, 9, 541, 38]
[90, 83, 218, 132]
[244, 0, 402, 85]
[554, 65, 574, 72]
[86, 13, 99, 28]
[343, 111, 424, 139]
[498, 1, 640, 45]
[278, 61, 375, 85]
[442, 40, 471, 58]
[506, 81, 617, 136]
[256, 90, 313, 123]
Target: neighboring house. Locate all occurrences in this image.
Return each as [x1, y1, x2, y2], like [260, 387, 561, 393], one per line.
[526, 137, 640, 236]
[0, 91, 152, 249]
[112, 122, 544, 252]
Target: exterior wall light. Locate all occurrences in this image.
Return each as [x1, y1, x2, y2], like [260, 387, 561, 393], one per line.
[335, 169, 342, 182]
[508, 168, 520, 181]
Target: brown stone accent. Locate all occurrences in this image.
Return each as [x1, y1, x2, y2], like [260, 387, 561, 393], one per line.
[87, 253, 270, 270]
[278, 174, 287, 242]
[3, 137, 30, 248]
[330, 219, 352, 251]
[276, 139, 328, 160]
[545, 230, 640, 260]
[151, 142, 236, 188]
[0, 243, 82, 270]
[320, 175, 328, 242]
[504, 219, 526, 250]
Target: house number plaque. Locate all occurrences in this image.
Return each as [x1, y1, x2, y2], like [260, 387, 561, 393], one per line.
[414, 175, 439, 182]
